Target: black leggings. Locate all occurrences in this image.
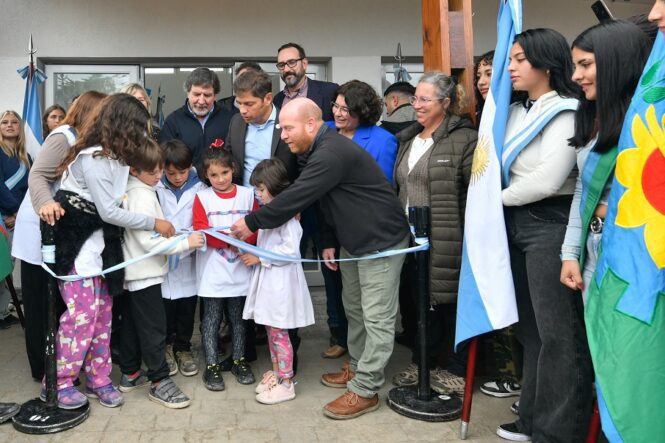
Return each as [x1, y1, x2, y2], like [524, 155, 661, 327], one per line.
[201, 297, 245, 365]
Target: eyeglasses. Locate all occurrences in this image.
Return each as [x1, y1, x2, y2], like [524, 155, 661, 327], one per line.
[276, 58, 303, 70]
[408, 96, 443, 105]
[331, 102, 350, 115]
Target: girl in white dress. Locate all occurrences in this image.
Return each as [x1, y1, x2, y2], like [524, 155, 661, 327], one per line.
[241, 159, 314, 405]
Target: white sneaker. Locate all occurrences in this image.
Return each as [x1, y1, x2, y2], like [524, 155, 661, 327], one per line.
[480, 378, 521, 398]
[255, 370, 277, 394]
[255, 382, 296, 405]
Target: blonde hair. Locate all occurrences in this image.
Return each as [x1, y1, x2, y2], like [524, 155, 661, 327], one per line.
[120, 83, 152, 110]
[0, 110, 29, 166]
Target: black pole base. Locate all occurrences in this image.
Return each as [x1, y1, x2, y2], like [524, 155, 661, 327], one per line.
[12, 399, 89, 434]
[387, 386, 462, 422]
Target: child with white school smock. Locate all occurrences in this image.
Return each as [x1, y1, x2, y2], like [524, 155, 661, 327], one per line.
[155, 140, 207, 378]
[240, 159, 314, 405]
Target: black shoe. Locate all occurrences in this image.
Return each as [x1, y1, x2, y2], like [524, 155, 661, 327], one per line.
[231, 359, 255, 385]
[203, 364, 225, 391]
[0, 402, 20, 424]
[497, 421, 531, 441]
[219, 355, 234, 372]
[0, 315, 19, 329]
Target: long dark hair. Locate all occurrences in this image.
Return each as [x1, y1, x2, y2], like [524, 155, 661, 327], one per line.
[58, 93, 151, 175]
[568, 20, 651, 152]
[513, 28, 580, 103]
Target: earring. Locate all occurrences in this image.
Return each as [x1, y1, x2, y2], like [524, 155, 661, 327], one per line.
[546, 69, 551, 77]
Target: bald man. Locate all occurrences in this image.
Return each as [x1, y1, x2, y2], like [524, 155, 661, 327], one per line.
[232, 98, 409, 419]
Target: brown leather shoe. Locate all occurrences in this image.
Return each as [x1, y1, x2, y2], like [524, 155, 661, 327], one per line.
[321, 344, 347, 359]
[323, 391, 379, 419]
[321, 362, 355, 388]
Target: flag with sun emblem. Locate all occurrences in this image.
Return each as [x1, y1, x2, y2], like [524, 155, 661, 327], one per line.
[455, 0, 520, 347]
[585, 32, 665, 443]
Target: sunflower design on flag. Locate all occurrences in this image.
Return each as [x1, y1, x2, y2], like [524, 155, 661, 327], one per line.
[615, 105, 665, 268]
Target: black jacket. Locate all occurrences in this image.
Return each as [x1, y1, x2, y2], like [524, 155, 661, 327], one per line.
[274, 78, 339, 122]
[245, 125, 409, 255]
[225, 109, 298, 184]
[159, 101, 233, 169]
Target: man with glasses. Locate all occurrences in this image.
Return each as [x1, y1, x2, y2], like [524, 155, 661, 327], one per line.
[273, 43, 338, 121]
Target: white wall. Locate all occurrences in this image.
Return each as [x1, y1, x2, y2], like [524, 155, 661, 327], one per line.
[0, 0, 652, 112]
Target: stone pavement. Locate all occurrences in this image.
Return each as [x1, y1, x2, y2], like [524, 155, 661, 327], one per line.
[0, 288, 515, 442]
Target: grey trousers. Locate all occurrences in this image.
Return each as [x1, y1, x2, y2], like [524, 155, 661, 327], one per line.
[340, 235, 409, 398]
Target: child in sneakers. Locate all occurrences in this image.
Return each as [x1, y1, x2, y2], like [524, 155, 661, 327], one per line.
[193, 147, 259, 391]
[48, 94, 175, 409]
[155, 140, 207, 378]
[240, 159, 314, 404]
[118, 139, 204, 409]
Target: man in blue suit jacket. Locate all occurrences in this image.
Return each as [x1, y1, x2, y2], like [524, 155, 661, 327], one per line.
[273, 43, 338, 121]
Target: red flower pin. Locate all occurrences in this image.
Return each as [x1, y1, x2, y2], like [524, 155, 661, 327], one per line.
[210, 138, 225, 149]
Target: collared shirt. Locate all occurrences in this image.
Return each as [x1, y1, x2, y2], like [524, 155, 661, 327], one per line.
[281, 78, 309, 108]
[187, 102, 214, 129]
[243, 105, 277, 188]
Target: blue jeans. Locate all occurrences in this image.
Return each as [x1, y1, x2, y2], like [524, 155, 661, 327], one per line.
[505, 197, 593, 442]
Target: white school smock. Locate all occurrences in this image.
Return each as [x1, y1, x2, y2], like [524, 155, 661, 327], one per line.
[156, 176, 207, 300]
[12, 126, 76, 265]
[242, 217, 315, 329]
[196, 185, 255, 298]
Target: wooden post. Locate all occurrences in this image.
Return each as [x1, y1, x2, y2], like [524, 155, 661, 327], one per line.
[421, 0, 476, 121]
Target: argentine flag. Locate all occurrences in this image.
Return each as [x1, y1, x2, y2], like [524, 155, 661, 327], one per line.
[17, 64, 46, 159]
[455, 0, 521, 347]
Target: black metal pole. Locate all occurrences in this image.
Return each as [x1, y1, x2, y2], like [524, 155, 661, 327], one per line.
[387, 206, 462, 422]
[413, 207, 430, 401]
[42, 221, 58, 408]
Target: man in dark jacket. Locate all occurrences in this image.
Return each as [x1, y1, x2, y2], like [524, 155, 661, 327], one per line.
[159, 67, 233, 169]
[273, 43, 338, 121]
[231, 98, 410, 420]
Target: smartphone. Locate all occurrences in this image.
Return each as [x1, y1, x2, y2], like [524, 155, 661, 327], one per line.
[591, 0, 613, 22]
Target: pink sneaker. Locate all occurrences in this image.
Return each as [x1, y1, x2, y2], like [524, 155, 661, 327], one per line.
[256, 381, 296, 405]
[255, 370, 277, 394]
[85, 383, 124, 408]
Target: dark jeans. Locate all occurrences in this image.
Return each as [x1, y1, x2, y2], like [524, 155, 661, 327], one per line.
[163, 296, 198, 353]
[201, 297, 245, 364]
[21, 261, 65, 380]
[118, 285, 170, 382]
[505, 197, 593, 442]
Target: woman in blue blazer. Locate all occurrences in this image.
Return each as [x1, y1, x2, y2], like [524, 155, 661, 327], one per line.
[326, 80, 398, 185]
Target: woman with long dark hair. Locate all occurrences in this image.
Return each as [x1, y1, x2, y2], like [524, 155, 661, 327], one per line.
[561, 21, 651, 300]
[497, 29, 592, 442]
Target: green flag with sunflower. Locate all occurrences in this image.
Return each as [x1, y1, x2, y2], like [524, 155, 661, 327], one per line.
[585, 33, 665, 442]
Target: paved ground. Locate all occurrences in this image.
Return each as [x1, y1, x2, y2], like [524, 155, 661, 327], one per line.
[0, 288, 515, 442]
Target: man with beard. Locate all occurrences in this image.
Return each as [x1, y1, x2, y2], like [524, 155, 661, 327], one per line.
[160, 67, 234, 169]
[273, 43, 344, 361]
[273, 43, 338, 121]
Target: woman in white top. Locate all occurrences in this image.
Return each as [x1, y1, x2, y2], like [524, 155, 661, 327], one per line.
[497, 29, 593, 443]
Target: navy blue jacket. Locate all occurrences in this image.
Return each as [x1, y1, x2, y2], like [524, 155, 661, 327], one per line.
[274, 78, 339, 121]
[0, 151, 29, 215]
[159, 101, 233, 169]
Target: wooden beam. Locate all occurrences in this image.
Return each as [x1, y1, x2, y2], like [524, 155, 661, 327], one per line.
[421, 0, 476, 120]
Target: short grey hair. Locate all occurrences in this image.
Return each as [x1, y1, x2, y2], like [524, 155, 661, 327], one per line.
[418, 71, 466, 115]
[184, 67, 220, 94]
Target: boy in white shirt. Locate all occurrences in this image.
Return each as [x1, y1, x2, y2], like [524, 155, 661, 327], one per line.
[118, 139, 204, 409]
[155, 140, 207, 377]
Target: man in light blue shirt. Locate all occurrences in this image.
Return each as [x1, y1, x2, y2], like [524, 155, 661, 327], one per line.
[226, 71, 298, 188]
